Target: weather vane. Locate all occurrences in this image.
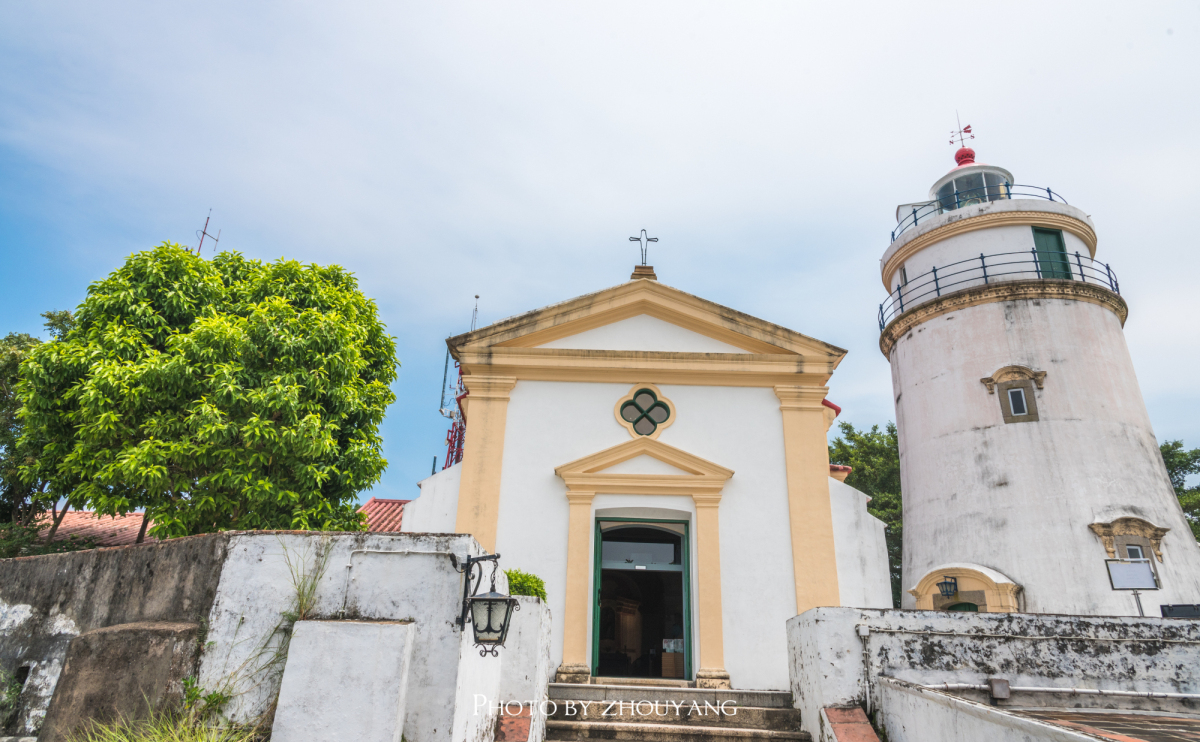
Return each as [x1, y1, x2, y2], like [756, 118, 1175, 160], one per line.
[950, 113, 974, 147]
[629, 229, 658, 266]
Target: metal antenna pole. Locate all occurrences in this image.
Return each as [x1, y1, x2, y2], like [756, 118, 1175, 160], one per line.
[195, 209, 221, 255]
[471, 295, 479, 332]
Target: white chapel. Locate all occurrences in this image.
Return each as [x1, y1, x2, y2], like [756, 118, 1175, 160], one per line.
[403, 265, 892, 691]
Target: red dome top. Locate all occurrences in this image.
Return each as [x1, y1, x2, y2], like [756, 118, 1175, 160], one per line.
[954, 147, 976, 166]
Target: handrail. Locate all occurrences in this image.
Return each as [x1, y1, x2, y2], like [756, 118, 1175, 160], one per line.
[878, 250, 1119, 330]
[892, 184, 1067, 242]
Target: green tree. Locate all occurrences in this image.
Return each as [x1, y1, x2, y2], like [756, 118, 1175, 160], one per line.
[2, 311, 98, 557]
[829, 421, 902, 607]
[2, 330, 43, 525]
[18, 243, 398, 540]
[1160, 440, 1200, 542]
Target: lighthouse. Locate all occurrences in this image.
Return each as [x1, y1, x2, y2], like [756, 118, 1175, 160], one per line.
[879, 143, 1200, 616]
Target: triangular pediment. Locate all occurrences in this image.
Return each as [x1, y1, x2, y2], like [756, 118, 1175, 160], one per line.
[448, 278, 845, 360]
[555, 438, 734, 498]
[593, 453, 696, 476]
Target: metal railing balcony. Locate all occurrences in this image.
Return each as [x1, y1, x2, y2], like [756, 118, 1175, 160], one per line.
[878, 250, 1120, 331]
[892, 184, 1068, 243]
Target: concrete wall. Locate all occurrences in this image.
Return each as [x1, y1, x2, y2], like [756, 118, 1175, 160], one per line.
[786, 607, 1200, 740]
[0, 534, 228, 736]
[272, 620, 414, 742]
[829, 479, 892, 609]
[890, 293, 1200, 614]
[405, 463, 462, 534]
[499, 596, 552, 742]
[199, 532, 501, 742]
[39, 622, 199, 742]
[873, 677, 1097, 742]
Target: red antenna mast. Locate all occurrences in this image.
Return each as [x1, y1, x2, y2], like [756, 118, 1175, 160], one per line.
[194, 209, 221, 255]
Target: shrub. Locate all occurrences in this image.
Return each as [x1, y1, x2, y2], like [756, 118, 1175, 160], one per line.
[68, 710, 261, 742]
[505, 568, 547, 601]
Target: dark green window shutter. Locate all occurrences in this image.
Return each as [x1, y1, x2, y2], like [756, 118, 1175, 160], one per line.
[1033, 227, 1073, 280]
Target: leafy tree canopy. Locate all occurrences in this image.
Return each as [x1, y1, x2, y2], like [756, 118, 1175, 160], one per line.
[1160, 440, 1200, 541]
[829, 421, 902, 607]
[18, 244, 398, 538]
[2, 330, 45, 524]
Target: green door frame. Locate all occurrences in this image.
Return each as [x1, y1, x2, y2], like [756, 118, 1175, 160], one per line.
[591, 517, 693, 680]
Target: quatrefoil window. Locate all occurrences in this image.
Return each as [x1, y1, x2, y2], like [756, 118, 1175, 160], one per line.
[620, 389, 672, 436]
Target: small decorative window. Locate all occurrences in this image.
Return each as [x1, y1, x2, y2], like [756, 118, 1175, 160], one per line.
[1008, 388, 1028, 416]
[1126, 545, 1145, 560]
[981, 365, 1045, 425]
[615, 384, 675, 439]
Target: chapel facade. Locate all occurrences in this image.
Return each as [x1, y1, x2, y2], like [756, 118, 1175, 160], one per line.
[403, 269, 892, 691]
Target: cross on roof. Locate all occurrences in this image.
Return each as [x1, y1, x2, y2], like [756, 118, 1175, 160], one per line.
[629, 229, 658, 265]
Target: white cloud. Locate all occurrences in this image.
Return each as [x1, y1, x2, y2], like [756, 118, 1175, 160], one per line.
[2, 0, 1198, 494]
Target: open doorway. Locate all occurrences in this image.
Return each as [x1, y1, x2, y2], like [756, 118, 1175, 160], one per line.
[592, 519, 691, 680]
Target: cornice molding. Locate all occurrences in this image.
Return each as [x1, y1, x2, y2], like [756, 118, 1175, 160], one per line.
[879, 280, 1128, 359]
[881, 210, 1098, 291]
[458, 347, 836, 387]
[773, 385, 831, 411]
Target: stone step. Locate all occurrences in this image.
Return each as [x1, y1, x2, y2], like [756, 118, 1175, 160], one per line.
[546, 720, 810, 742]
[592, 676, 692, 688]
[549, 683, 794, 709]
[548, 701, 802, 731]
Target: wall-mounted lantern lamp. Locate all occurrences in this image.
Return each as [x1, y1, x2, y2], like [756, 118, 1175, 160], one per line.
[451, 552, 520, 657]
[936, 576, 959, 599]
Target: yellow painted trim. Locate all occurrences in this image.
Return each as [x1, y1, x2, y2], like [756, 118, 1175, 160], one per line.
[774, 385, 841, 614]
[450, 279, 847, 359]
[560, 490, 596, 673]
[879, 280, 1128, 360]
[613, 383, 677, 440]
[909, 567, 1021, 612]
[453, 375, 516, 553]
[1089, 517, 1170, 562]
[555, 437, 734, 684]
[458, 347, 837, 388]
[881, 210, 1098, 291]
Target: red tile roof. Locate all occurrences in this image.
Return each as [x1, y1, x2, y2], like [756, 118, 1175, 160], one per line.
[38, 511, 155, 547]
[35, 497, 411, 548]
[358, 497, 409, 532]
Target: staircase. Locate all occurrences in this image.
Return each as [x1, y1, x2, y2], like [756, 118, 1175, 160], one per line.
[545, 681, 810, 742]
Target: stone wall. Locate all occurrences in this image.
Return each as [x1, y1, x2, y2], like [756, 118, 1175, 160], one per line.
[1, 531, 507, 742]
[787, 607, 1200, 740]
[0, 534, 228, 736]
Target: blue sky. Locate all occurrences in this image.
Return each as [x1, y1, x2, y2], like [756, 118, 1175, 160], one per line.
[2, 1, 1199, 502]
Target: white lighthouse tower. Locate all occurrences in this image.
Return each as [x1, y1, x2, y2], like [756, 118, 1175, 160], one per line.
[879, 143, 1200, 617]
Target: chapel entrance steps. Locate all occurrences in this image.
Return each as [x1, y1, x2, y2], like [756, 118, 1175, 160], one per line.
[545, 683, 809, 742]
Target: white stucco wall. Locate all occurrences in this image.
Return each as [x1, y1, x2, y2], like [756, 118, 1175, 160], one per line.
[492, 379, 803, 690]
[272, 620, 415, 742]
[881, 198, 1096, 290]
[199, 533, 501, 742]
[829, 478, 893, 609]
[874, 679, 1098, 742]
[890, 295, 1200, 614]
[499, 596, 552, 742]
[403, 462, 462, 534]
[535, 314, 749, 353]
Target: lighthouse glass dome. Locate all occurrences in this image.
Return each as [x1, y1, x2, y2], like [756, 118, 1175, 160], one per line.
[934, 169, 1012, 211]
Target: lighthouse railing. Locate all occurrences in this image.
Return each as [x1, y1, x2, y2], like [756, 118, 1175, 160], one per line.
[878, 250, 1119, 330]
[891, 184, 1068, 243]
